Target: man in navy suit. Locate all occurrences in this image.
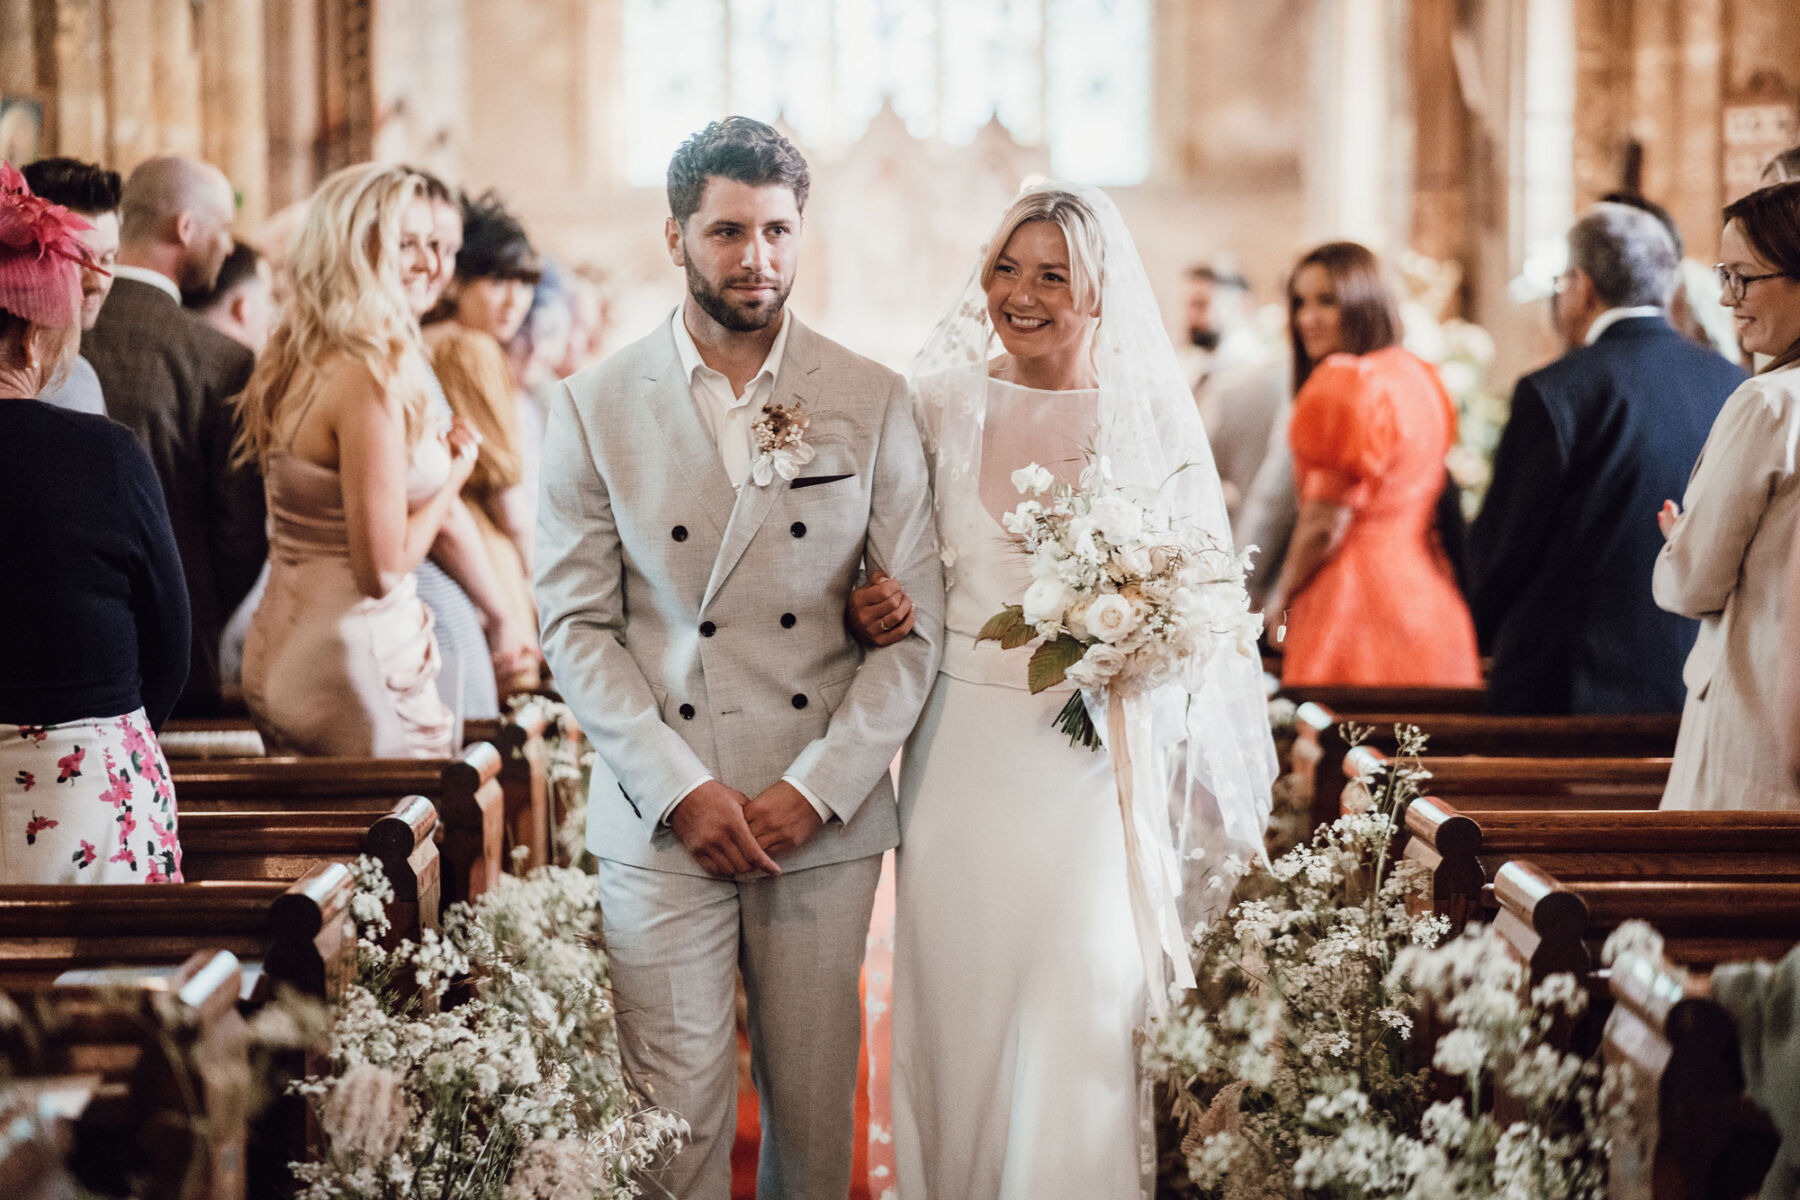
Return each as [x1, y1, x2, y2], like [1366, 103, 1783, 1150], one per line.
[1468, 202, 1747, 714]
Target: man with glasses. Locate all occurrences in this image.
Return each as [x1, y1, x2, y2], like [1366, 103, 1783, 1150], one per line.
[1467, 202, 1747, 714]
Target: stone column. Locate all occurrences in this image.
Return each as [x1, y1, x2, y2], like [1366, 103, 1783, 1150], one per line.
[150, 0, 203, 158]
[200, 0, 270, 225]
[46, 0, 108, 162]
[263, 0, 323, 212]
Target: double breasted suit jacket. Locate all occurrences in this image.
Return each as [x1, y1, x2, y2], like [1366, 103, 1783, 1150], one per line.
[536, 314, 945, 877]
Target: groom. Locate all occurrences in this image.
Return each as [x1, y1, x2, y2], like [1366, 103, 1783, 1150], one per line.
[535, 117, 944, 1199]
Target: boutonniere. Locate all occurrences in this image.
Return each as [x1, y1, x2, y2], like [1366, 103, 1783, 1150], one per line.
[749, 400, 816, 486]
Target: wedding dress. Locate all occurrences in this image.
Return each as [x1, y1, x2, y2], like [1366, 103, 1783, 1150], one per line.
[888, 183, 1276, 1199]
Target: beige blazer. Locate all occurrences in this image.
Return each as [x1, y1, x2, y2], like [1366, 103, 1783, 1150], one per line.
[1654, 364, 1800, 810]
[535, 313, 945, 875]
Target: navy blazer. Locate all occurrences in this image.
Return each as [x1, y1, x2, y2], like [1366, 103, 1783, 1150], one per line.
[1467, 316, 1745, 714]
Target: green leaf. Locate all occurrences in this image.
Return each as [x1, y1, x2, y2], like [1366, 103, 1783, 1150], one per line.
[1028, 634, 1088, 694]
[976, 605, 1036, 650]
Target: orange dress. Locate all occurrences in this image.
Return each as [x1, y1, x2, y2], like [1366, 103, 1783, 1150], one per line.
[1280, 346, 1480, 686]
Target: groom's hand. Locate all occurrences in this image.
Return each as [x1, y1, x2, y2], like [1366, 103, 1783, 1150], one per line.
[847, 570, 915, 648]
[744, 781, 826, 856]
[671, 782, 782, 877]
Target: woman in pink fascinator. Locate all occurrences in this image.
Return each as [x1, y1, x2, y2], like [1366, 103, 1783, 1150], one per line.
[0, 160, 191, 885]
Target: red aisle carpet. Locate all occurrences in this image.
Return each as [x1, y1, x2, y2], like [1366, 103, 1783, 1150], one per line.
[729, 986, 874, 1200]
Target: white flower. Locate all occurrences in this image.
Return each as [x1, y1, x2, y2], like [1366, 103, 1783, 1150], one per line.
[1064, 643, 1126, 689]
[1084, 594, 1139, 643]
[1021, 576, 1073, 625]
[1001, 500, 1042, 535]
[1011, 463, 1054, 495]
[1089, 494, 1143, 545]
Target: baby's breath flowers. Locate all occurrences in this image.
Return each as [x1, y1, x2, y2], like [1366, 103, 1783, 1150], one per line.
[1146, 726, 1620, 1200]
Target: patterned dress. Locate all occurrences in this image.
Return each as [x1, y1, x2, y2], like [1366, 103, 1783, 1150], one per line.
[0, 709, 182, 884]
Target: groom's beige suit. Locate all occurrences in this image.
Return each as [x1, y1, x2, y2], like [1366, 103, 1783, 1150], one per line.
[536, 311, 943, 1199]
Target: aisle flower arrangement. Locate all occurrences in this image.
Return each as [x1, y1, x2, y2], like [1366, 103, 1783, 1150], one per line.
[1146, 726, 1617, 1199]
[290, 858, 683, 1200]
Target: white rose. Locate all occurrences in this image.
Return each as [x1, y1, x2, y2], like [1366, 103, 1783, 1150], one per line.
[1065, 516, 1102, 564]
[1011, 463, 1055, 495]
[1112, 543, 1154, 578]
[1064, 642, 1127, 689]
[1084, 593, 1139, 643]
[1021, 576, 1073, 625]
[1089, 494, 1143, 545]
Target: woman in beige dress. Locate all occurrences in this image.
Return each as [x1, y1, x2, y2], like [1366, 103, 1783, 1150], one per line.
[1655, 180, 1800, 810]
[238, 164, 479, 758]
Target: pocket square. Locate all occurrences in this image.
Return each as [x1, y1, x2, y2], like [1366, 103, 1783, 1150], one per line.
[790, 473, 855, 489]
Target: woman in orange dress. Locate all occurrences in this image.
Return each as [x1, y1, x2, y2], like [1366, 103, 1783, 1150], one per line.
[1265, 242, 1480, 686]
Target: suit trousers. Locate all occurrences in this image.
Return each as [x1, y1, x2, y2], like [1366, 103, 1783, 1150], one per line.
[597, 852, 882, 1200]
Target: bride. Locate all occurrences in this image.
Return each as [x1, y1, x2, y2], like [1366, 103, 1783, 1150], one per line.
[852, 184, 1277, 1196]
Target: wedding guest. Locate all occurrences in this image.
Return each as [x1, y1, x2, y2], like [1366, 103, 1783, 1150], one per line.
[185, 240, 274, 355]
[1188, 260, 1288, 521]
[238, 163, 477, 758]
[1265, 241, 1479, 686]
[407, 169, 531, 725]
[423, 190, 542, 688]
[82, 155, 261, 717]
[0, 163, 187, 885]
[23, 157, 120, 416]
[1602, 190, 1740, 360]
[1469, 203, 1745, 715]
[1762, 147, 1800, 186]
[1656, 181, 1800, 810]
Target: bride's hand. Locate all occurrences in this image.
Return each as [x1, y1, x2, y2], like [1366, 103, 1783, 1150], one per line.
[847, 570, 915, 647]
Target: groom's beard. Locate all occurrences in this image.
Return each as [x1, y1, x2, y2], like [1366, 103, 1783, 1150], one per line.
[685, 259, 792, 333]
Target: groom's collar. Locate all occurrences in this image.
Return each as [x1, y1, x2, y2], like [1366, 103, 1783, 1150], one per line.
[670, 305, 792, 396]
[646, 305, 817, 382]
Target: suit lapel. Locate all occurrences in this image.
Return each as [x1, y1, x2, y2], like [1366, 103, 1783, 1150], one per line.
[702, 318, 822, 610]
[643, 322, 738, 535]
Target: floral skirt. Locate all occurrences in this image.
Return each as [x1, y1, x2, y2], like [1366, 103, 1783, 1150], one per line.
[0, 709, 183, 884]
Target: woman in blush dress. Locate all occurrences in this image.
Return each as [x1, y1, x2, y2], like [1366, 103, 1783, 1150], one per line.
[238, 164, 479, 758]
[855, 184, 1275, 1199]
[1263, 242, 1480, 687]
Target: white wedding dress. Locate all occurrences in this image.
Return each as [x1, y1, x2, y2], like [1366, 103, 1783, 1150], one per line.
[891, 378, 1152, 1199]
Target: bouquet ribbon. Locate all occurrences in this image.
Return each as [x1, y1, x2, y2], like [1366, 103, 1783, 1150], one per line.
[1104, 683, 1196, 1018]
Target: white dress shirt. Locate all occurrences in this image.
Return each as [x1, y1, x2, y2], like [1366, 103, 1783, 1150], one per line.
[661, 306, 833, 826]
[112, 264, 183, 304]
[1584, 305, 1664, 346]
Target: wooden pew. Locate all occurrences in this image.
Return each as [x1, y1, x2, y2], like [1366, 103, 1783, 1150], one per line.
[467, 704, 553, 872]
[0, 950, 253, 1200]
[1297, 705, 1679, 831]
[1604, 954, 1781, 1200]
[1276, 683, 1487, 714]
[1490, 860, 1800, 982]
[0, 861, 356, 1003]
[1404, 798, 1800, 931]
[1344, 745, 1669, 815]
[171, 743, 505, 910]
[179, 795, 440, 945]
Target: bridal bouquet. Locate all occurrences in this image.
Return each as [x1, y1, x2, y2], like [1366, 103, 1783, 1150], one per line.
[977, 456, 1261, 749]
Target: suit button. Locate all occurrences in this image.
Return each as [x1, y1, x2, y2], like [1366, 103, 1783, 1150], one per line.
[672, 525, 688, 542]
[791, 693, 808, 710]
[679, 703, 695, 720]
[780, 613, 796, 628]
[790, 521, 807, 538]
[700, 621, 716, 637]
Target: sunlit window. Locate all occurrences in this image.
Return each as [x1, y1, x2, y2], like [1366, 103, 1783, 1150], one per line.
[622, 0, 1149, 187]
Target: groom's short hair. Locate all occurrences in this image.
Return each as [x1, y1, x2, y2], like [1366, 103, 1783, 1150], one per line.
[667, 117, 810, 226]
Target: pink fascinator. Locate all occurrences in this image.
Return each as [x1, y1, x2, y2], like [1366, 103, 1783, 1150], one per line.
[0, 160, 98, 327]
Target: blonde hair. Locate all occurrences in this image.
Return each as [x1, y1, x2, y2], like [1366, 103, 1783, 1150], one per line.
[979, 189, 1105, 318]
[236, 163, 430, 464]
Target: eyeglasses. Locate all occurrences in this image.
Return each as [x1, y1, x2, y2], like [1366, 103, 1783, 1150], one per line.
[1714, 264, 1790, 303]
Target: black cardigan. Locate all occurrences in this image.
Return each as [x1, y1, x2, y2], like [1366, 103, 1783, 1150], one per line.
[0, 399, 191, 728]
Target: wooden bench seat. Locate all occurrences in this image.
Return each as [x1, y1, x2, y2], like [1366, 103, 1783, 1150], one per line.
[179, 795, 440, 945]
[1275, 683, 1489, 713]
[0, 861, 355, 1003]
[171, 742, 504, 909]
[1405, 797, 1800, 929]
[1345, 745, 1669, 815]
[1, 950, 252, 1200]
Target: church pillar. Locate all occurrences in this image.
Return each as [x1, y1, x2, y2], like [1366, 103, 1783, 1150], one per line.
[149, 0, 203, 159]
[43, 0, 108, 163]
[200, 0, 270, 225]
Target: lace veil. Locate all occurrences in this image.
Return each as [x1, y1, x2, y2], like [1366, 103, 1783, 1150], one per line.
[910, 181, 1277, 991]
